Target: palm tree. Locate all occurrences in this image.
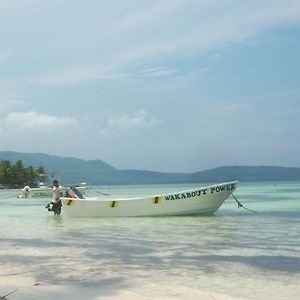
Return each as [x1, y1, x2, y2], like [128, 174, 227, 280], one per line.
[0, 160, 13, 185]
[25, 166, 36, 186]
[35, 166, 48, 186]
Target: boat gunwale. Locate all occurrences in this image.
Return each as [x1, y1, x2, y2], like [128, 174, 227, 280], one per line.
[61, 181, 239, 203]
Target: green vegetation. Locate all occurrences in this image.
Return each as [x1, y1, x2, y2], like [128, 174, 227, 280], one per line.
[0, 159, 47, 188]
[1, 151, 300, 185]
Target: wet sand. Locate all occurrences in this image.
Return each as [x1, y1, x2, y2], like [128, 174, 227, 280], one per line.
[0, 272, 249, 300]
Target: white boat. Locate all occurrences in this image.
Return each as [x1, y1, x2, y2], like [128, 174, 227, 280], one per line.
[62, 181, 238, 217]
[18, 182, 89, 198]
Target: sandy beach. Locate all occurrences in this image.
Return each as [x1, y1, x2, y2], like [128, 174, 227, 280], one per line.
[1, 261, 300, 300]
[0, 271, 250, 300]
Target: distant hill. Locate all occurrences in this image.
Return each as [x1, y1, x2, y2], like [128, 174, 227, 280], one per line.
[1, 151, 300, 185]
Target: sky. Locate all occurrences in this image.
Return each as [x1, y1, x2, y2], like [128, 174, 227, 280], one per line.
[0, 0, 300, 172]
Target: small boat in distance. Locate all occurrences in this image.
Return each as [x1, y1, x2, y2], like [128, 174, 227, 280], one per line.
[62, 181, 238, 217]
[18, 182, 89, 198]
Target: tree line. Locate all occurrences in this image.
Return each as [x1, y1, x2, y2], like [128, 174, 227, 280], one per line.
[0, 159, 47, 188]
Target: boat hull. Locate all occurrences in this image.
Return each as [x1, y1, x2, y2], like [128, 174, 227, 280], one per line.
[19, 185, 89, 198]
[62, 181, 238, 217]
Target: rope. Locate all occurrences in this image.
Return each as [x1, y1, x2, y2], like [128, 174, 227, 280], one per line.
[231, 193, 258, 213]
[0, 289, 17, 299]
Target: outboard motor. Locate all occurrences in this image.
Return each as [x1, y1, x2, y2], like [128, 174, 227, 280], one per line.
[22, 186, 31, 198]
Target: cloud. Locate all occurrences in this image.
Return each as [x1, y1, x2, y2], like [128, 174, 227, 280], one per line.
[1, 111, 79, 133]
[6, 1, 299, 86]
[26, 64, 123, 86]
[0, 97, 23, 111]
[0, 1, 299, 172]
[99, 110, 158, 135]
[112, 1, 300, 60]
[142, 67, 178, 78]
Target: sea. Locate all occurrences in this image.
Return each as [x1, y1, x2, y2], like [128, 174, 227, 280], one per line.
[0, 181, 299, 300]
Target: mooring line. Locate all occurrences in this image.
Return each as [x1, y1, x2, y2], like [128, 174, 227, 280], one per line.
[232, 193, 258, 213]
[0, 289, 17, 300]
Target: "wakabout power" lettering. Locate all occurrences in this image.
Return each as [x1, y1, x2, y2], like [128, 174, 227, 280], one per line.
[164, 183, 235, 201]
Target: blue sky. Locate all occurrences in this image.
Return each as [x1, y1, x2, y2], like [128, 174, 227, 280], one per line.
[0, 0, 299, 172]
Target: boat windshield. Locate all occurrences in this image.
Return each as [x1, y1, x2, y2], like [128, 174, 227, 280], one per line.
[71, 186, 85, 199]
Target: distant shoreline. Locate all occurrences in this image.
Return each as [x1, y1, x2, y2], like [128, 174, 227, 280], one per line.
[1, 151, 300, 185]
[0, 183, 41, 189]
[0, 179, 299, 191]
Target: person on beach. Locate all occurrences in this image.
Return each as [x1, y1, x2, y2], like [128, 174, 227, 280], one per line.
[45, 179, 63, 215]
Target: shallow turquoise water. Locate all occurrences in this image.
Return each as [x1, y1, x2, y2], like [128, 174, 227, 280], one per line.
[0, 181, 300, 299]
